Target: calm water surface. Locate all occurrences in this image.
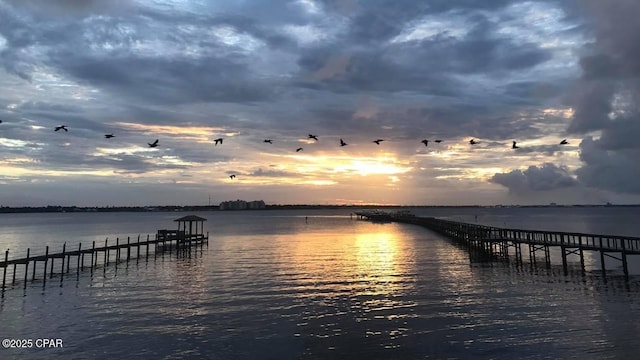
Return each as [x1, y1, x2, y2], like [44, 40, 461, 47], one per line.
[1, 208, 640, 359]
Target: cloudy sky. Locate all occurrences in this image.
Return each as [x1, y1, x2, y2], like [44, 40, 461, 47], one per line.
[1, 0, 639, 207]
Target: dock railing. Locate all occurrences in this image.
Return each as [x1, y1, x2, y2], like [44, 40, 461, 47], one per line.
[0, 230, 209, 294]
[359, 214, 640, 278]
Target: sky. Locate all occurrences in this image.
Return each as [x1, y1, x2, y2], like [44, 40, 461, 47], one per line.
[1, 0, 640, 207]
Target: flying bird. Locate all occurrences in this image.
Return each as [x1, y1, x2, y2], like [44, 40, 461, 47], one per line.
[229, 174, 236, 179]
[296, 147, 303, 152]
[214, 138, 223, 146]
[470, 139, 478, 145]
[434, 139, 442, 143]
[105, 134, 115, 139]
[308, 134, 318, 141]
[340, 138, 348, 147]
[148, 139, 159, 147]
[560, 139, 568, 145]
[421, 139, 429, 147]
[55, 125, 68, 132]
[264, 139, 273, 144]
[373, 139, 384, 145]
[512, 141, 519, 149]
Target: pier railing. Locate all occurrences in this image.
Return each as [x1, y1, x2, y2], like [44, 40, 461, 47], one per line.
[357, 213, 640, 278]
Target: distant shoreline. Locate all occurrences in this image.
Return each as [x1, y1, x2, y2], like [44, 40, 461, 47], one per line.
[0, 203, 638, 214]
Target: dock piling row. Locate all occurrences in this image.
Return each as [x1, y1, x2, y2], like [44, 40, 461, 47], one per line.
[0, 228, 208, 295]
[356, 211, 639, 280]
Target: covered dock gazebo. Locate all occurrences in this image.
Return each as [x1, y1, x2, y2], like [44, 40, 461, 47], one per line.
[174, 215, 207, 240]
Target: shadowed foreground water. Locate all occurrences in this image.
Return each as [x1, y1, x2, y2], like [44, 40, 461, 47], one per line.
[1, 209, 640, 359]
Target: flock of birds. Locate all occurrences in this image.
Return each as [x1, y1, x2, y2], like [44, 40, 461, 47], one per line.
[5, 122, 572, 181]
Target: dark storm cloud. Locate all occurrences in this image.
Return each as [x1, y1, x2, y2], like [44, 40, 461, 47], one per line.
[576, 137, 640, 194]
[51, 54, 275, 104]
[568, 0, 640, 134]
[567, 0, 640, 194]
[297, 20, 553, 95]
[490, 163, 578, 193]
[0, 3, 279, 105]
[27, 147, 189, 174]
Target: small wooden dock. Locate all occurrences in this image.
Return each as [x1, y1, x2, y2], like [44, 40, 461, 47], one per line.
[358, 213, 640, 278]
[0, 215, 208, 294]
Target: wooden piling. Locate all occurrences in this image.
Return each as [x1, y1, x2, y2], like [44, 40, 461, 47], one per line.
[77, 243, 82, 277]
[60, 243, 66, 284]
[90, 241, 95, 273]
[621, 239, 629, 279]
[32, 252, 37, 281]
[43, 246, 49, 285]
[0, 223, 199, 294]
[2, 249, 8, 291]
[116, 237, 120, 267]
[104, 238, 109, 268]
[24, 248, 30, 289]
[599, 237, 606, 277]
[146, 235, 150, 261]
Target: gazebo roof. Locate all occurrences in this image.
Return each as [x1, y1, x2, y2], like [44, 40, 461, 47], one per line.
[174, 215, 207, 222]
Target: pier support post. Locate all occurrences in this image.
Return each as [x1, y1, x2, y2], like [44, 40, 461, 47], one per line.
[66, 247, 71, 273]
[621, 239, 629, 279]
[77, 243, 82, 277]
[136, 235, 140, 264]
[12, 263, 17, 286]
[60, 243, 66, 284]
[2, 249, 8, 291]
[43, 246, 49, 285]
[90, 241, 95, 273]
[115, 238, 120, 267]
[561, 246, 568, 275]
[599, 237, 606, 277]
[104, 239, 109, 271]
[49, 252, 54, 279]
[24, 248, 30, 289]
[578, 236, 585, 273]
[127, 237, 131, 263]
[32, 254, 37, 281]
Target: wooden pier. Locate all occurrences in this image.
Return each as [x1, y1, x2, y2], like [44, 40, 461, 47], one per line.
[357, 212, 640, 278]
[0, 215, 208, 294]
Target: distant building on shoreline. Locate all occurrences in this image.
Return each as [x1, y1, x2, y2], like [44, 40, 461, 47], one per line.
[218, 200, 266, 210]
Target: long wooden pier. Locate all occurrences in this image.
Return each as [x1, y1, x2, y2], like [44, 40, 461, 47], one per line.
[1, 216, 209, 295]
[356, 212, 640, 278]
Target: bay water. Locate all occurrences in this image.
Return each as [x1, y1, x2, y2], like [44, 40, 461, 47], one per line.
[1, 207, 640, 359]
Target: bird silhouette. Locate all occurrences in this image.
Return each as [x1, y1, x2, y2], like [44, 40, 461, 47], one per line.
[308, 134, 318, 141]
[0, 119, 3, 124]
[55, 125, 68, 132]
[296, 147, 303, 152]
[373, 139, 384, 145]
[512, 141, 519, 149]
[470, 139, 478, 145]
[264, 139, 273, 144]
[434, 139, 442, 143]
[560, 139, 568, 145]
[229, 174, 236, 179]
[148, 139, 159, 147]
[214, 138, 223, 146]
[421, 139, 429, 147]
[105, 134, 115, 139]
[340, 138, 348, 147]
